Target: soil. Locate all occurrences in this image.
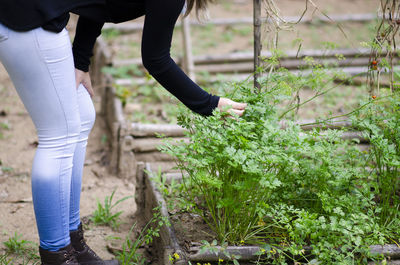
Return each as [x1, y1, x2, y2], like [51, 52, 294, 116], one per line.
[169, 208, 216, 251]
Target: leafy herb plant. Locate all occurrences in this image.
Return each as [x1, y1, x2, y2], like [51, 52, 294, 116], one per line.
[160, 67, 399, 264]
[353, 92, 400, 234]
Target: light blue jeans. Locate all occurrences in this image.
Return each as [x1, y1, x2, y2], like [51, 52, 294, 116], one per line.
[0, 23, 95, 251]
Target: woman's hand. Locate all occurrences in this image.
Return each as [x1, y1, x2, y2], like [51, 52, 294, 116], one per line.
[75, 69, 94, 97]
[217, 97, 247, 116]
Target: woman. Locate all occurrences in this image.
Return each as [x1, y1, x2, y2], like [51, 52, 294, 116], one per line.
[0, 0, 246, 264]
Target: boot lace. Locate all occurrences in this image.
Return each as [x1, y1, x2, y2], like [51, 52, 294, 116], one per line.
[64, 249, 78, 264]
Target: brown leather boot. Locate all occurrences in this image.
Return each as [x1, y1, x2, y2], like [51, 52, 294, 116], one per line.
[39, 244, 78, 265]
[70, 224, 119, 265]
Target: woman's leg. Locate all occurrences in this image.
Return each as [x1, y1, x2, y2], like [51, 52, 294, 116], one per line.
[0, 24, 80, 251]
[69, 83, 96, 231]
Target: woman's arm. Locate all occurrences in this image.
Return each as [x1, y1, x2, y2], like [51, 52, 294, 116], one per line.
[72, 2, 246, 114]
[72, 16, 104, 95]
[72, 16, 104, 72]
[141, 0, 221, 116]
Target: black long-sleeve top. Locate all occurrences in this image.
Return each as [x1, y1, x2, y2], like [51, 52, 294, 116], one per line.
[0, 0, 103, 32]
[73, 0, 219, 116]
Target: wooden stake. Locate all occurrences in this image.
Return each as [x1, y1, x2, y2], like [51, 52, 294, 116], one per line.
[254, 0, 262, 90]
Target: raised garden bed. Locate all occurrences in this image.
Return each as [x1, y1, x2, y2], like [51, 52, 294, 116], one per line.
[131, 79, 399, 264]
[138, 163, 400, 265]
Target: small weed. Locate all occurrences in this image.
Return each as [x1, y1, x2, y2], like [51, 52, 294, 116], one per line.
[0, 122, 10, 130]
[232, 25, 252, 37]
[1, 167, 13, 173]
[3, 255, 39, 265]
[101, 29, 122, 40]
[221, 28, 234, 43]
[102, 65, 144, 79]
[115, 85, 132, 107]
[2, 233, 39, 264]
[221, 1, 233, 11]
[3, 232, 34, 255]
[150, 168, 168, 194]
[101, 134, 108, 144]
[150, 169, 182, 210]
[91, 190, 133, 230]
[0, 253, 12, 265]
[195, 240, 241, 265]
[0, 122, 10, 140]
[116, 207, 169, 265]
[131, 112, 147, 124]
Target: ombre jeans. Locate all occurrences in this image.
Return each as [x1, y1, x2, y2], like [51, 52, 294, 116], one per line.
[0, 23, 95, 251]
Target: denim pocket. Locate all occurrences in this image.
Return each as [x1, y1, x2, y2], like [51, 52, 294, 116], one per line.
[0, 23, 10, 43]
[34, 28, 72, 64]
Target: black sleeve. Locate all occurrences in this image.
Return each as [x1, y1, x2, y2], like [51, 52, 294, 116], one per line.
[141, 0, 220, 116]
[72, 16, 104, 72]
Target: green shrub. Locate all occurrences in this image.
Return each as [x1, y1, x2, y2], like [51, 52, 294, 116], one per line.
[353, 93, 400, 232]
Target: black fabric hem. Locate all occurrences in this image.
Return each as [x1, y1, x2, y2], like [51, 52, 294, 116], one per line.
[208, 95, 220, 116]
[0, 0, 104, 32]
